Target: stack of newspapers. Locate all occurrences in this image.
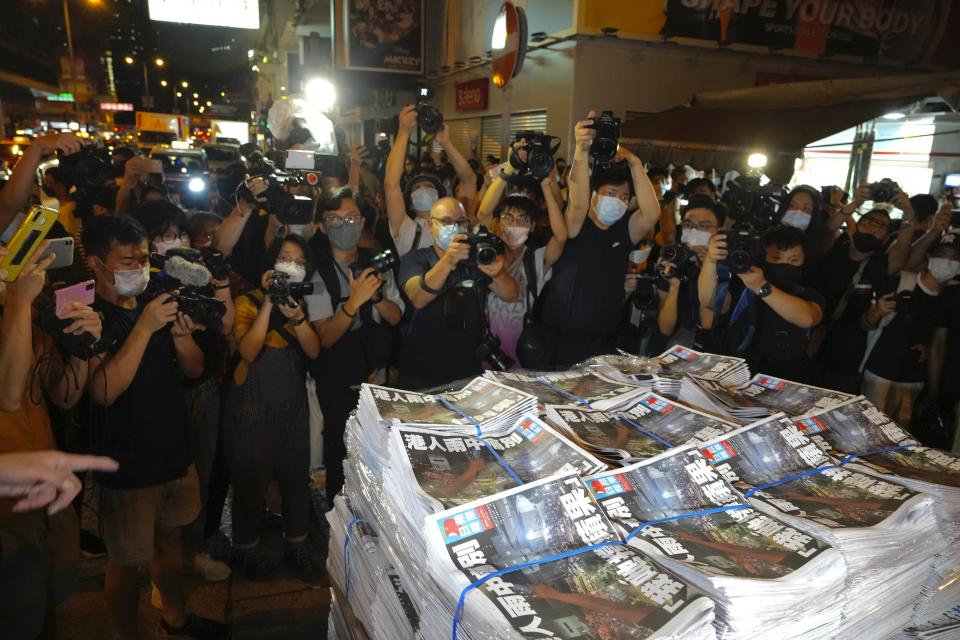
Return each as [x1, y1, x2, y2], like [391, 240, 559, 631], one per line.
[699, 414, 945, 637]
[328, 352, 960, 640]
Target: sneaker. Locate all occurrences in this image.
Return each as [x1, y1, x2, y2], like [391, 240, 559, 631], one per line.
[283, 542, 324, 584]
[79, 529, 107, 558]
[231, 547, 277, 581]
[160, 613, 229, 639]
[189, 552, 231, 582]
[151, 582, 163, 610]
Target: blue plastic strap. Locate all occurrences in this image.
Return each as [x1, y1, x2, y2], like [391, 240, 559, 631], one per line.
[534, 375, 596, 409]
[343, 516, 360, 600]
[450, 503, 749, 640]
[614, 414, 674, 448]
[437, 396, 524, 486]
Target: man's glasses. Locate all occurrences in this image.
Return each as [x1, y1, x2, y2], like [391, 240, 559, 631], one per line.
[500, 213, 531, 225]
[679, 220, 717, 232]
[159, 231, 191, 244]
[322, 214, 363, 228]
[432, 217, 468, 227]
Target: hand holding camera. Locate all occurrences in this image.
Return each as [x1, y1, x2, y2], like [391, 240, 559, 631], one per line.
[347, 267, 383, 308]
[398, 105, 419, 134]
[737, 266, 766, 293]
[137, 293, 180, 335]
[170, 311, 203, 338]
[589, 111, 623, 166]
[441, 234, 471, 267]
[706, 233, 728, 264]
[869, 293, 898, 322]
[33, 133, 83, 157]
[574, 111, 597, 152]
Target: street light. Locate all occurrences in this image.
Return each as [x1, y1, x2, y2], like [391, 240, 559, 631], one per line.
[192, 92, 198, 98]
[176, 91, 182, 97]
[181, 80, 189, 88]
[155, 57, 164, 67]
[160, 80, 168, 87]
[124, 55, 134, 64]
[205, 100, 212, 107]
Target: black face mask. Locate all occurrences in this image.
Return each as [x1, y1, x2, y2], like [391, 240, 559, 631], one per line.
[764, 262, 802, 291]
[852, 231, 883, 253]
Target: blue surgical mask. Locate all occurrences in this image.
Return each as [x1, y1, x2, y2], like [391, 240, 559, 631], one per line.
[411, 187, 439, 212]
[436, 222, 465, 251]
[596, 195, 628, 225]
[781, 209, 812, 231]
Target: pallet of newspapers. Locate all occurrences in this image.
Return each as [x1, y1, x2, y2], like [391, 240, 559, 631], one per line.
[329, 353, 960, 639]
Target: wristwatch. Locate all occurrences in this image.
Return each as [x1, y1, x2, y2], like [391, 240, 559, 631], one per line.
[757, 282, 773, 299]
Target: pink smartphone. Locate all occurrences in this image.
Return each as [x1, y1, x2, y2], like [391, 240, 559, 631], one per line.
[55, 280, 95, 318]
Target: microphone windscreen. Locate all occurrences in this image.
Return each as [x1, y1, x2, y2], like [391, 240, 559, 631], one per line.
[164, 256, 212, 287]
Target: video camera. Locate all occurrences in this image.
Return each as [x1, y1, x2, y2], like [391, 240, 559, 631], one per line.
[147, 252, 227, 330]
[267, 271, 314, 307]
[237, 143, 333, 223]
[587, 110, 622, 166]
[475, 330, 513, 372]
[465, 226, 505, 267]
[416, 86, 443, 135]
[168, 246, 231, 282]
[350, 249, 397, 304]
[720, 176, 781, 274]
[57, 144, 116, 217]
[507, 131, 560, 181]
[658, 244, 694, 280]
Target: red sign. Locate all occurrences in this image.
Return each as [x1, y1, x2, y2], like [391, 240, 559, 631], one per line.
[455, 79, 489, 112]
[491, 2, 527, 89]
[100, 102, 134, 112]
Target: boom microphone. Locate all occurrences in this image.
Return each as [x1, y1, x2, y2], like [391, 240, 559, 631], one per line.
[161, 255, 212, 287]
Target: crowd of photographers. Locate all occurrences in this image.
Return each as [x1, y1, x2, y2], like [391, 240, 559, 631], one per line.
[1, 102, 960, 638]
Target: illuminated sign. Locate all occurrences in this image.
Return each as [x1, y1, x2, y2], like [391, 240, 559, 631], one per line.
[147, 0, 259, 29]
[47, 93, 75, 102]
[100, 102, 134, 112]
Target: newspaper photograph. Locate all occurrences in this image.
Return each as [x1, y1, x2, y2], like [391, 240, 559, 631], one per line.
[618, 392, 740, 448]
[545, 405, 670, 462]
[655, 346, 748, 382]
[739, 374, 854, 417]
[488, 370, 645, 410]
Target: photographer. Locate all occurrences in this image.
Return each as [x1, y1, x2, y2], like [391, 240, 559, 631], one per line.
[649, 195, 725, 354]
[223, 235, 322, 583]
[536, 110, 661, 366]
[398, 197, 518, 389]
[304, 188, 403, 501]
[384, 105, 477, 258]
[487, 178, 567, 367]
[861, 234, 960, 425]
[0, 133, 82, 235]
[212, 163, 271, 287]
[81, 215, 227, 639]
[0, 243, 106, 638]
[700, 225, 825, 382]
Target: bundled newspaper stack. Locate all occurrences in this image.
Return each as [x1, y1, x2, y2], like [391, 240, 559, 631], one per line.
[653, 346, 751, 395]
[425, 473, 718, 639]
[798, 396, 960, 628]
[699, 414, 945, 637]
[587, 446, 847, 640]
[485, 369, 647, 411]
[894, 607, 960, 640]
[679, 374, 852, 423]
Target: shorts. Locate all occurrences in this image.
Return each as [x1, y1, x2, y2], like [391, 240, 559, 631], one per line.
[99, 465, 200, 566]
[0, 508, 79, 639]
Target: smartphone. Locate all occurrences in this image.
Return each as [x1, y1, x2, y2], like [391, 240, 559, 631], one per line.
[55, 279, 95, 318]
[285, 149, 316, 170]
[0, 206, 58, 282]
[36, 236, 75, 271]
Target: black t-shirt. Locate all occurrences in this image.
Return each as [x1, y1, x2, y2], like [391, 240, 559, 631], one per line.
[397, 248, 489, 387]
[539, 215, 633, 336]
[866, 276, 943, 383]
[90, 295, 192, 489]
[815, 234, 889, 318]
[935, 284, 960, 399]
[229, 208, 271, 286]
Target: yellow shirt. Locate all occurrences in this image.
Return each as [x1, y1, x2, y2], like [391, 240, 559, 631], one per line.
[232, 289, 295, 384]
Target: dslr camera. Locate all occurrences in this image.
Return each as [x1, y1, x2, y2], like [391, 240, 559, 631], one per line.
[465, 226, 505, 267]
[659, 243, 693, 277]
[417, 104, 444, 135]
[869, 178, 898, 203]
[507, 131, 560, 181]
[587, 110, 622, 166]
[267, 271, 315, 307]
[720, 176, 780, 274]
[168, 291, 227, 330]
[350, 249, 398, 304]
[146, 251, 228, 330]
[475, 330, 514, 372]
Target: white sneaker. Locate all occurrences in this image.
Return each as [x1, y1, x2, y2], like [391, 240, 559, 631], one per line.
[189, 552, 232, 582]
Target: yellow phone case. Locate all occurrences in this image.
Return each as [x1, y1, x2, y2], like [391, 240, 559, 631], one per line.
[0, 206, 59, 282]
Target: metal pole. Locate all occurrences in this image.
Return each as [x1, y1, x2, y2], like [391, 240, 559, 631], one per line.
[500, 84, 512, 160]
[142, 62, 150, 98]
[62, 0, 76, 113]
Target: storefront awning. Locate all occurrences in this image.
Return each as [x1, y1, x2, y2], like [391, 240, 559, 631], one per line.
[622, 71, 960, 183]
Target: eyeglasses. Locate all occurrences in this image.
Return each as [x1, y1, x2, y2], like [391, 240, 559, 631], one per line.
[322, 214, 363, 228]
[277, 255, 307, 269]
[859, 217, 889, 231]
[160, 231, 191, 244]
[500, 213, 531, 225]
[680, 220, 717, 232]
[432, 217, 468, 227]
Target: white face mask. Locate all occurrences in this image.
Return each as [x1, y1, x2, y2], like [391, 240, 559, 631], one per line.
[501, 225, 530, 249]
[630, 246, 652, 265]
[781, 209, 812, 231]
[928, 257, 960, 282]
[680, 227, 712, 248]
[411, 187, 439, 212]
[112, 265, 150, 297]
[274, 261, 306, 283]
[595, 195, 628, 225]
[153, 238, 184, 256]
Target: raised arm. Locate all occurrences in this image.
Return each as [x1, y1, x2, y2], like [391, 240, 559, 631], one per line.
[347, 145, 367, 193]
[698, 234, 728, 330]
[0, 134, 82, 233]
[740, 267, 822, 328]
[435, 124, 476, 203]
[476, 163, 512, 228]
[385, 106, 418, 237]
[213, 175, 267, 257]
[541, 171, 567, 272]
[566, 111, 596, 239]
[621, 149, 660, 246]
[904, 205, 950, 272]
[886, 190, 918, 275]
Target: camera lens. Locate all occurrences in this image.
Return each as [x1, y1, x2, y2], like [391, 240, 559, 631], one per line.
[418, 105, 443, 134]
[476, 244, 497, 266]
[528, 150, 554, 180]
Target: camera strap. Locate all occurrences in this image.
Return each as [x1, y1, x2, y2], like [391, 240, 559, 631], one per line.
[520, 247, 539, 325]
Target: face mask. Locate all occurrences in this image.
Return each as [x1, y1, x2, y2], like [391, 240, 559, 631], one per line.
[630, 246, 652, 265]
[928, 257, 960, 282]
[327, 224, 362, 252]
[501, 225, 530, 249]
[286, 224, 314, 240]
[595, 195, 628, 225]
[436, 223, 465, 251]
[411, 187, 439, 212]
[764, 262, 802, 291]
[111, 265, 150, 297]
[153, 238, 184, 256]
[659, 181, 670, 196]
[781, 209, 812, 231]
[274, 261, 306, 283]
[852, 231, 883, 253]
[680, 227, 712, 248]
